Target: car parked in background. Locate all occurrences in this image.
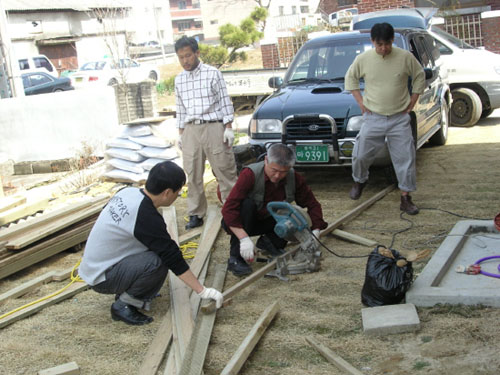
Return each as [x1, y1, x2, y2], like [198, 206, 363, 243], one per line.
[69, 58, 160, 88]
[21, 71, 74, 95]
[352, 8, 500, 126]
[249, 28, 450, 169]
[18, 55, 58, 78]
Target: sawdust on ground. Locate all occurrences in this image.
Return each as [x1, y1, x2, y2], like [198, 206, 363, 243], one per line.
[1, 114, 500, 375]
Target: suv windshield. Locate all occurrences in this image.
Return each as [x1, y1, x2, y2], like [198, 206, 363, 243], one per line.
[285, 35, 404, 83]
[431, 26, 474, 49]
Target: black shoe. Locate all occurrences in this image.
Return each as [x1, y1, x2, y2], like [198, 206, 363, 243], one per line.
[400, 195, 419, 215]
[111, 300, 153, 325]
[227, 256, 252, 276]
[185, 215, 203, 230]
[349, 182, 367, 200]
[256, 235, 285, 258]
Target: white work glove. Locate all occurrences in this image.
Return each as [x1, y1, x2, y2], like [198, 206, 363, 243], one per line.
[223, 127, 235, 147]
[177, 134, 183, 151]
[239, 236, 255, 263]
[198, 287, 224, 309]
[312, 229, 321, 239]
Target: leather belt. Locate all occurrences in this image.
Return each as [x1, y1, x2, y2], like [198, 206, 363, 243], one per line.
[188, 119, 221, 125]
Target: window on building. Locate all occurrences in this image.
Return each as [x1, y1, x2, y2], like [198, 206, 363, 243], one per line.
[292, 6, 297, 14]
[210, 19, 218, 25]
[178, 21, 191, 31]
[300, 6, 309, 13]
[279, 6, 284, 16]
[178, 0, 187, 10]
[338, 0, 358, 6]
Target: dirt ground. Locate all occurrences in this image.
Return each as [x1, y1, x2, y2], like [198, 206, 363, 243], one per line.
[1, 113, 500, 375]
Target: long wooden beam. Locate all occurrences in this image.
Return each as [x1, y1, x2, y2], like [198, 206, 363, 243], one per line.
[178, 263, 227, 375]
[322, 184, 396, 236]
[201, 245, 301, 315]
[306, 336, 364, 375]
[0, 267, 73, 304]
[220, 301, 280, 375]
[0, 282, 89, 329]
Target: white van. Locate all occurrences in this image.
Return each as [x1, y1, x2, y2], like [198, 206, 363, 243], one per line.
[352, 8, 500, 127]
[17, 55, 58, 78]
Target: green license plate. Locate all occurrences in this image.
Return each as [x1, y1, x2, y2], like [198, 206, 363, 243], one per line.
[295, 145, 329, 163]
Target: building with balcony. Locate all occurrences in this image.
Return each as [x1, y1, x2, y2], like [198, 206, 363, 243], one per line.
[169, 0, 203, 41]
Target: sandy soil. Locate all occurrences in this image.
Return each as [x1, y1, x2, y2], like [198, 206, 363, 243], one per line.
[1, 112, 500, 375]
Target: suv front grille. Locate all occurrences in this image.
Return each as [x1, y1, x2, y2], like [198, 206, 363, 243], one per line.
[285, 117, 345, 141]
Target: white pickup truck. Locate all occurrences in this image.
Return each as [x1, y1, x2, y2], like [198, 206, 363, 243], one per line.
[221, 67, 287, 112]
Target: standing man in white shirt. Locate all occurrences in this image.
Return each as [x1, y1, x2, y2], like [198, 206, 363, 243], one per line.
[175, 36, 238, 230]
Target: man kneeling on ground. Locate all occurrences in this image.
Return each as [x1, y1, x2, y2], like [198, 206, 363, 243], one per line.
[78, 161, 223, 325]
[221, 143, 328, 276]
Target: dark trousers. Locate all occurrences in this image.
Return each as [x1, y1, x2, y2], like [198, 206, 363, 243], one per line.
[222, 198, 287, 260]
[91, 251, 168, 309]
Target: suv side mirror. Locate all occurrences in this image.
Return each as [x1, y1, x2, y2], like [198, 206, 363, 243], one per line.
[268, 76, 283, 89]
[424, 68, 434, 80]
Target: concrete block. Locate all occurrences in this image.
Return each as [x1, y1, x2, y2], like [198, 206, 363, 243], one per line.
[362, 303, 420, 336]
[14, 162, 33, 175]
[0, 159, 14, 176]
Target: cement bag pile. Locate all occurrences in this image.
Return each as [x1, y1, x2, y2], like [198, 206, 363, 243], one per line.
[102, 122, 180, 184]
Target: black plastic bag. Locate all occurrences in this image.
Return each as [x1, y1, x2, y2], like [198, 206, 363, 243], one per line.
[361, 246, 413, 307]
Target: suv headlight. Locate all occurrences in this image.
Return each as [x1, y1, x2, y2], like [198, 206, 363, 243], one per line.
[346, 115, 364, 132]
[250, 119, 282, 134]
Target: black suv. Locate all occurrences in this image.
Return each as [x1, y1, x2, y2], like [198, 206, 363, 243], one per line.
[248, 28, 450, 167]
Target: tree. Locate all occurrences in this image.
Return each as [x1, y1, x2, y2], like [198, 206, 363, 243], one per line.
[199, 11, 264, 68]
[251, 0, 272, 31]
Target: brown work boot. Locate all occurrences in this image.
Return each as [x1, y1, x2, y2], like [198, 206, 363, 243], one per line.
[400, 195, 419, 215]
[349, 182, 366, 200]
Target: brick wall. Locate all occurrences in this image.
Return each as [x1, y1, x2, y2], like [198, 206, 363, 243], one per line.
[114, 81, 157, 124]
[481, 12, 500, 54]
[261, 43, 280, 69]
[357, 0, 414, 13]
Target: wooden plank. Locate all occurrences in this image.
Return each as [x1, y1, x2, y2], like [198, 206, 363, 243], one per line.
[179, 263, 227, 375]
[201, 245, 302, 315]
[220, 301, 280, 375]
[0, 196, 104, 242]
[136, 310, 173, 375]
[0, 195, 26, 213]
[6, 198, 106, 250]
[163, 206, 193, 372]
[331, 229, 378, 247]
[0, 198, 49, 226]
[305, 336, 364, 375]
[0, 282, 89, 329]
[0, 267, 73, 304]
[178, 227, 203, 245]
[322, 185, 396, 236]
[139, 206, 221, 375]
[188, 207, 221, 277]
[0, 221, 94, 280]
[38, 361, 80, 375]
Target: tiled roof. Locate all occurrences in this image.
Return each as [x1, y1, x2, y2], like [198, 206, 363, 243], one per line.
[3, 0, 133, 12]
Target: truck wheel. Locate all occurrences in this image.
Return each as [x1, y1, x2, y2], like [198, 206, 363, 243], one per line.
[450, 88, 482, 127]
[480, 108, 494, 119]
[430, 100, 449, 146]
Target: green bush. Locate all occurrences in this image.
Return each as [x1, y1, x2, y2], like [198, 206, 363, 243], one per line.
[156, 76, 176, 95]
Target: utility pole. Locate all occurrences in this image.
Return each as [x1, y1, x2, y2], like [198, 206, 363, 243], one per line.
[0, 0, 25, 98]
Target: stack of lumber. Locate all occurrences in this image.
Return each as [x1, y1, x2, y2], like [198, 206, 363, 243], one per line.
[0, 195, 109, 280]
